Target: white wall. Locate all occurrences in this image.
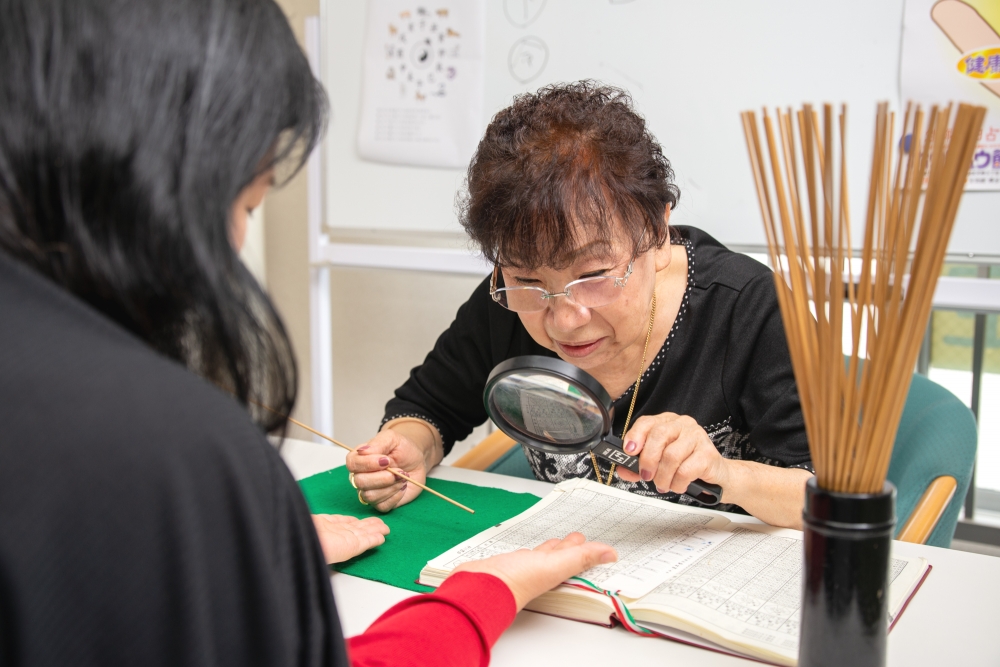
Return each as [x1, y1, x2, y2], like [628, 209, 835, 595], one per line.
[327, 263, 493, 457]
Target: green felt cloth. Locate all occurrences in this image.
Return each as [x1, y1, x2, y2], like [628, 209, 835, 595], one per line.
[298, 466, 540, 592]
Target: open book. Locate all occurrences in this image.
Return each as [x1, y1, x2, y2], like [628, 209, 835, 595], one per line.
[419, 479, 930, 666]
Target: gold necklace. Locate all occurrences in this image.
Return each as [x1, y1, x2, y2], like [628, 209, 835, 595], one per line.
[590, 290, 657, 485]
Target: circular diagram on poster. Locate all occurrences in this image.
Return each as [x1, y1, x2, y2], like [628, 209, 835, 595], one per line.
[504, 0, 547, 28]
[508, 36, 549, 84]
[383, 7, 461, 101]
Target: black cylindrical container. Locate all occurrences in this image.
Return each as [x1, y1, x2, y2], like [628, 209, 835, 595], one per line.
[799, 477, 896, 667]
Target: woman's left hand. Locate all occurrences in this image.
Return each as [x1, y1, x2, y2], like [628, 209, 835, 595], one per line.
[312, 514, 390, 564]
[615, 413, 730, 496]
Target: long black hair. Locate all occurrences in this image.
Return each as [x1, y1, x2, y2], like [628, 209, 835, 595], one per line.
[0, 0, 326, 431]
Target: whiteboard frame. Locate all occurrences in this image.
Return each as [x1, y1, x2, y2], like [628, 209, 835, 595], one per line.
[304, 9, 1000, 439]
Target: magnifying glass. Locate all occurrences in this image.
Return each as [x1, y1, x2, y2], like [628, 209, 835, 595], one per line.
[484, 355, 722, 506]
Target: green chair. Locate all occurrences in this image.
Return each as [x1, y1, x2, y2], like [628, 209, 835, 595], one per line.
[888, 372, 977, 548]
[455, 373, 977, 548]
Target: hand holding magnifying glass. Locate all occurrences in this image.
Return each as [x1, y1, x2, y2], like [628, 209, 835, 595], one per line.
[484, 355, 722, 506]
[614, 411, 729, 500]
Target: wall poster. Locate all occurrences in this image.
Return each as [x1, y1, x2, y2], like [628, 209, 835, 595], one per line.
[356, 1, 485, 169]
[902, 0, 1000, 190]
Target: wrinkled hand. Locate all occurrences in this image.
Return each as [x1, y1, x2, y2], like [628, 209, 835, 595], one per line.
[312, 514, 390, 564]
[615, 413, 729, 496]
[346, 429, 428, 512]
[451, 533, 617, 611]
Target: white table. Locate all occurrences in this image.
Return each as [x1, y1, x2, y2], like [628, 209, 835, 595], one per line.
[280, 438, 1000, 666]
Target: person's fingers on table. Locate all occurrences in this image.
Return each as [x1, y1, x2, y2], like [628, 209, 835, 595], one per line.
[450, 536, 617, 610]
[547, 541, 617, 575]
[547, 532, 587, 551]
[350, 520, 390, 547]
[533, 537, 568, 552]
[527, 533, 590, 556]
[313, 514, 388, 563]
[356, 529, 387, 552]
[316, 515, 391, 536]
[514, 541, 617, 608]
[357, 516, 391, 535]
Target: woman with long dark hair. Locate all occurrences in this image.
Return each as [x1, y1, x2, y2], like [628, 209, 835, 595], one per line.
[0, 1, 615, 665]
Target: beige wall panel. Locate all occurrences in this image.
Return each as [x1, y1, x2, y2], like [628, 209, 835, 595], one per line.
[268, 0, 491, 457]
[268, 0, 319, 433]
[328, 267, 492, 459]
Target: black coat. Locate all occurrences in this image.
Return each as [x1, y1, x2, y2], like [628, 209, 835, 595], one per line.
[0, 251, 348, 667]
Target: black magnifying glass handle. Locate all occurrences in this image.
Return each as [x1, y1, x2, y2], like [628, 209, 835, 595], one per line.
[683, 479, 724, 506]
[594, 439, 723, 507]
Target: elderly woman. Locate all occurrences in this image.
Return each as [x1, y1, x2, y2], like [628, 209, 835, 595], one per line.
[349, 82, 813, 529]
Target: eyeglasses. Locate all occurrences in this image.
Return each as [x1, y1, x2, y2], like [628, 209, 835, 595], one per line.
[490, 254, 637, 313]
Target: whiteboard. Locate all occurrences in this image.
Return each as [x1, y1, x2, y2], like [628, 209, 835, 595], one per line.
[321, 0, 1000, 255]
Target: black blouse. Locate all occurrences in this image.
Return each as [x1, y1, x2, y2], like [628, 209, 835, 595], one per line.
[384, 226, 811, 510]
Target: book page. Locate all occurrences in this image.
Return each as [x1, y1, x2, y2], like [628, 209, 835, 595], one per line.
[520, 388, 588, 441]
[424, 478, 731, 598]
[633, 525, 928, 663]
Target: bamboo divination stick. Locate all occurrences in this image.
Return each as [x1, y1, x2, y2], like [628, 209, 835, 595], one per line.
[256, 402, 475, 514]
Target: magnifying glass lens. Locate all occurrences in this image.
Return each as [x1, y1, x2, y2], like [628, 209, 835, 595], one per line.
[490, 372, 604, 445]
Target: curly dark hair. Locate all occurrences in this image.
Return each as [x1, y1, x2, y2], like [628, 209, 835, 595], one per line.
[459, 80, 680, 269]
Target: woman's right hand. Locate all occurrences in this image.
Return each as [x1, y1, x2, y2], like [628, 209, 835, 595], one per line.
[346, 428, 433, 512]
[451, 533, 617, 611]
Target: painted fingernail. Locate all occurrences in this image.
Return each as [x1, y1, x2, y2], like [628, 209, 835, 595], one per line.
[640, 469, 653, 482]
[624, 441, 638, 454]
[400, 483, 408, 491]
[356, 445, 369, 452]
[398, 470, 410, 478]
[378, 457, 389, 467]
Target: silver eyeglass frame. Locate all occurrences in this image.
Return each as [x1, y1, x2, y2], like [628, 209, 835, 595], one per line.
[489, 243, 641, 313]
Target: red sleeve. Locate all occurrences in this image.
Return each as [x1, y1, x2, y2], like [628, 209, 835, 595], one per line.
[346, 572, 516, 667]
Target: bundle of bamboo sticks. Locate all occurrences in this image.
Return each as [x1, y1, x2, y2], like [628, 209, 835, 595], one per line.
[741, 102, 985, 493]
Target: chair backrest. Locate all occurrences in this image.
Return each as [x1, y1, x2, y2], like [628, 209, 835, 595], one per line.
[486, 441, 536, 479]
[486, 372, 977, 547]
[886, 372, 978, 548]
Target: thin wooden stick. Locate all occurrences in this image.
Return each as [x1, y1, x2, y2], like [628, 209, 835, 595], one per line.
[258, 405, 475, 513]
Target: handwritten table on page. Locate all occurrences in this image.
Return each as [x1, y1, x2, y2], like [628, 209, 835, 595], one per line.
[636, 526, 921, 655]
[429, 479, 731, 598]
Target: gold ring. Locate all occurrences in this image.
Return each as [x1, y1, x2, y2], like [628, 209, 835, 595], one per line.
[357, 490, 369, 506]
[348, 472, 357, 489]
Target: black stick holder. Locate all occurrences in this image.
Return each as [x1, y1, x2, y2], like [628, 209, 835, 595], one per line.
[799, 477, 896, 667]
